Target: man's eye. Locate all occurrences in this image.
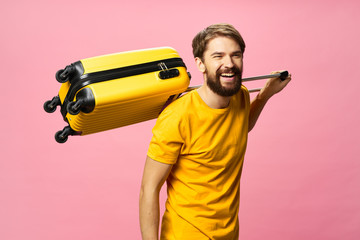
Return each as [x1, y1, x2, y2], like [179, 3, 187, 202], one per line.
[213, 55, 222, 59]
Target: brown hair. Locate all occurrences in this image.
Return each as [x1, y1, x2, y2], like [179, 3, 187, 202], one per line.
[192, 23, 246, 60]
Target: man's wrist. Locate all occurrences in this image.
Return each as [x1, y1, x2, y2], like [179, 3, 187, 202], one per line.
[257, 89, 272, 102]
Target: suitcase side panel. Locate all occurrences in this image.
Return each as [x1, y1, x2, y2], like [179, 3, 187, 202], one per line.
[68, 95, 167, 135]
[66, 67, 190, 135]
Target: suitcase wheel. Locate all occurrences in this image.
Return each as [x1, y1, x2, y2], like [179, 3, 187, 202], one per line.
[56, 64, 76, 83]
[67, 100, 83, 115]
[55, 130, 68, 143]
[43, 96, 61, 113]
[56, 69, 70, 83]
[55, 126, 74, 143]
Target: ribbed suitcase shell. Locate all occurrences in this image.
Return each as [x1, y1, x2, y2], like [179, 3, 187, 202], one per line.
[59, 47, 190, 137]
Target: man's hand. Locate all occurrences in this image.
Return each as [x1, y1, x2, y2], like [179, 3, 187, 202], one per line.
[258, 70, 292, 100]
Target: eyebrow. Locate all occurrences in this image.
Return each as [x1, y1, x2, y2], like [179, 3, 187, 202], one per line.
[210, 52, 224, 56]
[210, 50, 242, 56]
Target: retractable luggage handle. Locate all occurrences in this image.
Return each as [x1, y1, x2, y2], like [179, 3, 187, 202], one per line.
[185, 70, 289, 93]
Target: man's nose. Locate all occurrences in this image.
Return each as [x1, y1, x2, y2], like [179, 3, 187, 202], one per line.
[223, 56, 234, 68]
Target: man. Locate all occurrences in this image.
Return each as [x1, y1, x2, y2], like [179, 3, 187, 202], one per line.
[139, 23, 291, 240]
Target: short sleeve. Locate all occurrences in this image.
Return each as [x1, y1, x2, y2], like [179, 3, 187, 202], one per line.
[147, 107, 185, 165]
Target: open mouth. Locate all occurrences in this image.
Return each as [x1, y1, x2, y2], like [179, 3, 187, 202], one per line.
[220, 73, 235, 78]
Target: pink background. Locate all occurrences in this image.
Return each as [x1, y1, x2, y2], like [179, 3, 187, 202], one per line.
[1, 0, 359, 239]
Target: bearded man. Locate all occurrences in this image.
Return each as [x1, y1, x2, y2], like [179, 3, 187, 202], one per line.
[139, 23, 291, 240]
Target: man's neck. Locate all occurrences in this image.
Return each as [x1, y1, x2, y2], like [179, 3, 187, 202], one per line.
[197, 85, 231, 109]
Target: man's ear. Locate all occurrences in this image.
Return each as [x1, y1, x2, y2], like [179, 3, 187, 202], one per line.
[195, 57, 206, 73]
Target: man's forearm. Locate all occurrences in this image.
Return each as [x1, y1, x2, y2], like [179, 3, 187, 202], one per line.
[139, 189, 160, 240]
[248, 92, 269, 132]
[248, 71, 291, 132]
[139, 156, 173, 240]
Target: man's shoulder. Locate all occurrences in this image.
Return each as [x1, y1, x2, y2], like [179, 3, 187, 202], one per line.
[160, 90, 196, 116]
[237, 85, 249, 98]
[152, 91, 196, 133]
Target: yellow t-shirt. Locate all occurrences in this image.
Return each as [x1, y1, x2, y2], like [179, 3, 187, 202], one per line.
[147, 86, 250, 240]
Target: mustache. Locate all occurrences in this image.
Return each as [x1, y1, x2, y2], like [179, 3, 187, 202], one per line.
[216, 66, 242, 76]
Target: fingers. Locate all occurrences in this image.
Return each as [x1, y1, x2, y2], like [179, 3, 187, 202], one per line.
[285, 73, 292, 82]
[270, 70, 292, 81]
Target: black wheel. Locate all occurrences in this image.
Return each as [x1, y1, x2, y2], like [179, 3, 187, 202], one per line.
[55, 69, 69, 83]
[55, 130, 68, 143]
[43, 100, 57, 113]
[67, 101, 81, 115]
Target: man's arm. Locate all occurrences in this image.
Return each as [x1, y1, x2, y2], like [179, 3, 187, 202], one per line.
[248, 71, 291, 132]
[139, 156, 173, 240]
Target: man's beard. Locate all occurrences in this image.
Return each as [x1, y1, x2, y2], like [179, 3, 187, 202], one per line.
[206, 67, 243, 97]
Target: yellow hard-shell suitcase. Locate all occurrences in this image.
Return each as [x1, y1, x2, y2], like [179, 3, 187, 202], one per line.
[44, 47, 191, 143]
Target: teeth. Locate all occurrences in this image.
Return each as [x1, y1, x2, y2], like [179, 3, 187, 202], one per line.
[221, 73, 235, 77]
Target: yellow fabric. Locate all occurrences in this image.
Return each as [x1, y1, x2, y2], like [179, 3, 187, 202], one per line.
[147, 86, 250, 240]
